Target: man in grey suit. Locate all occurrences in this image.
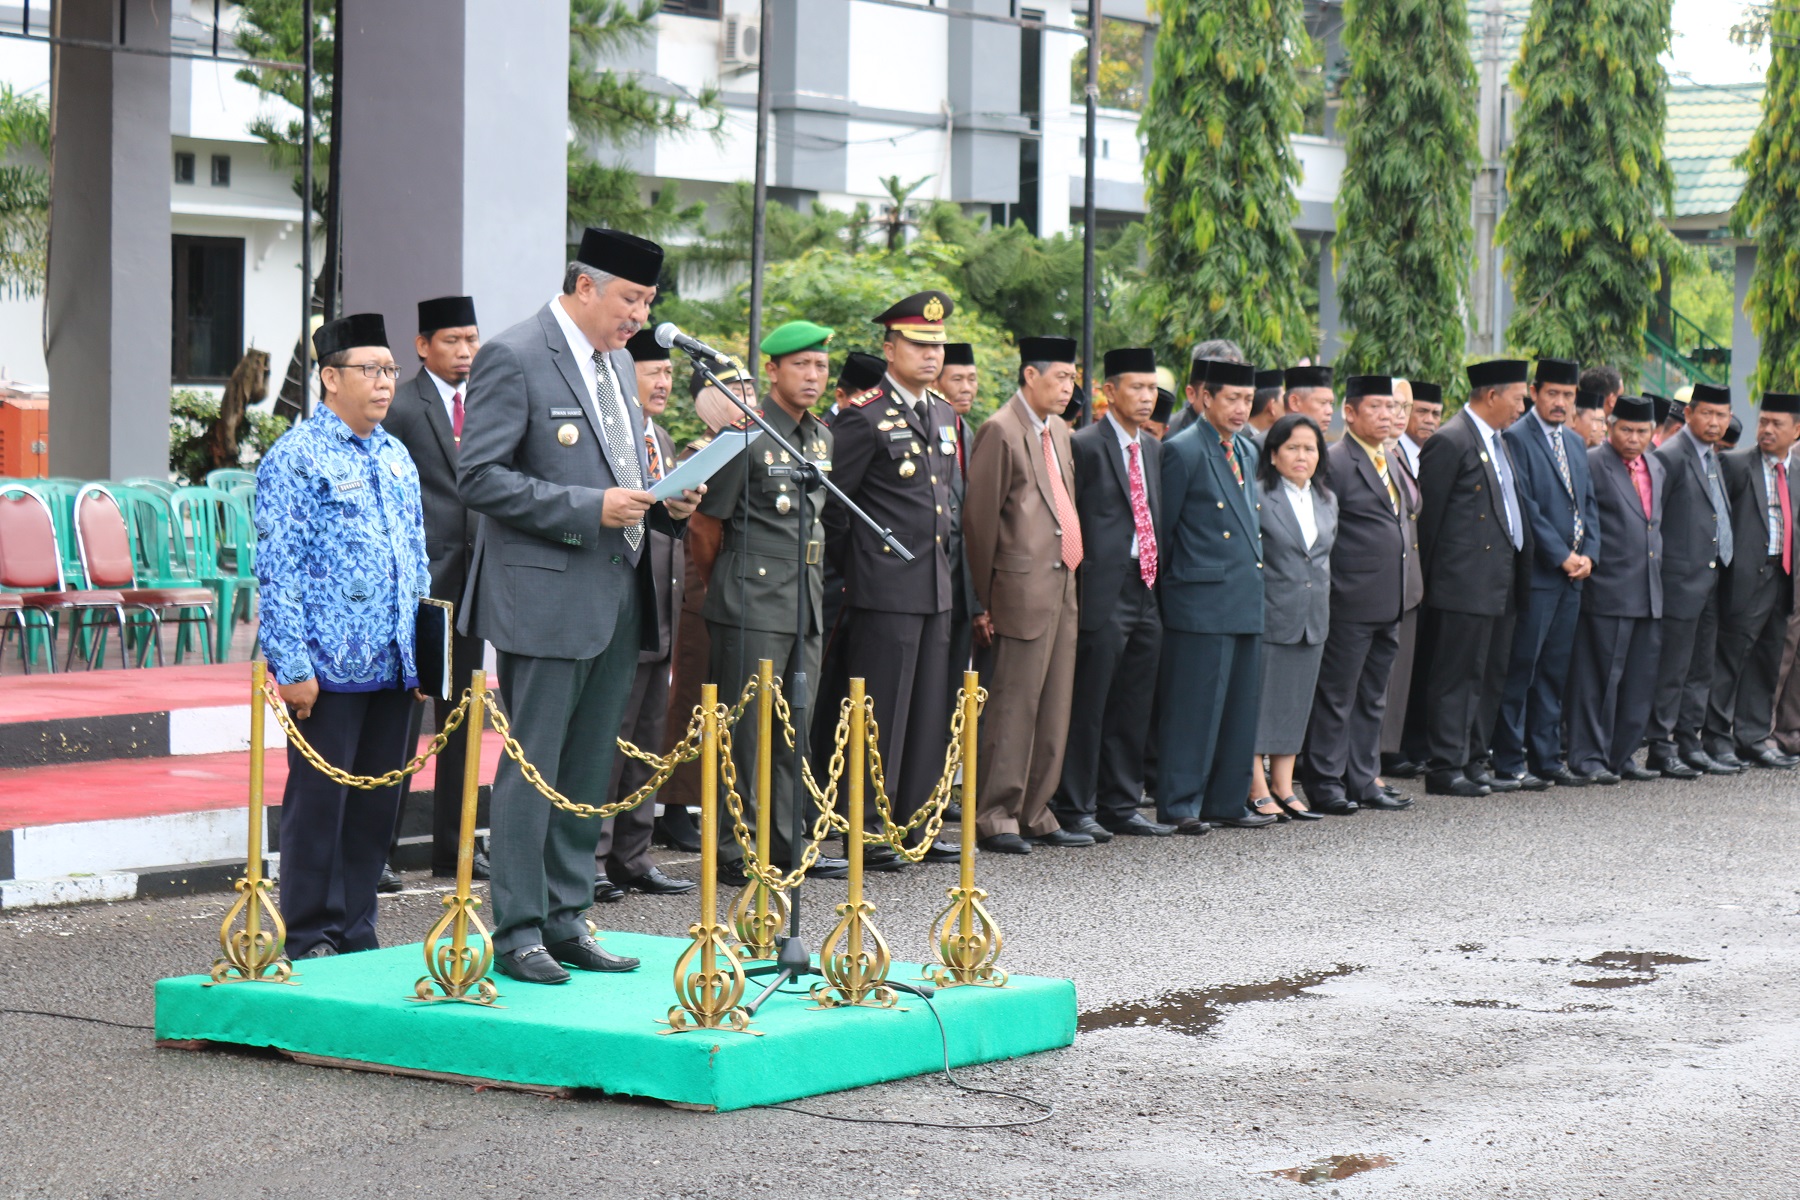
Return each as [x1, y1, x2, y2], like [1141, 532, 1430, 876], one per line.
[1416, 360, 1532, 797]
[1705, 393, 1800, 770]
[1567, 396, 1664, 780]
[1054, 347, 1172, 839]
[382, 295, 486, 880]
[1301, 376, 1415, 814]
[457, 228, 703, 985]
[1644, 383, 1735, 777]
[1492, 358, 1600, 789]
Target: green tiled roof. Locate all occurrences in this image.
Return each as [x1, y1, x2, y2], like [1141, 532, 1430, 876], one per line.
[1665, 83, 1764, 218]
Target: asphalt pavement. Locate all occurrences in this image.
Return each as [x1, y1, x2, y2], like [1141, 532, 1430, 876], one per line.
[4, 768, 1800, 1199]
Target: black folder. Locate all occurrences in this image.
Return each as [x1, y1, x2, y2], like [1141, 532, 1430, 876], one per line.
[415, 598, 454, 700]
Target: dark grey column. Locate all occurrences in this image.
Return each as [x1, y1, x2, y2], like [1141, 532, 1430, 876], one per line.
[45, 0, 171, 480]
[1317, 232, 1342, 364]
[768, 0, 849, 194]
[339, 0, 569, 355]
[1734, 243, 1760, 421]
[949, 0, 1023, 204]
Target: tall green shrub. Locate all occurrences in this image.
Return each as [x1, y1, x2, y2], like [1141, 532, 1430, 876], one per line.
[1138, 0, 1313, 367]
[1335, 0, 1478, 386]
[1732, 4, 1800, 392]
[1497, 0, 1680, 377]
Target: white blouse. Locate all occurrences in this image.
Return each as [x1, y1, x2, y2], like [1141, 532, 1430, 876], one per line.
[1283, 477, 1318, 550]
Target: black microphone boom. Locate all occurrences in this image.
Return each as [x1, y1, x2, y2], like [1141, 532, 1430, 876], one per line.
[654, 322, 732, 365]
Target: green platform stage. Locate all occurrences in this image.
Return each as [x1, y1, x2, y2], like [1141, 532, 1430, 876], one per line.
[153, 933, 1076, 1111]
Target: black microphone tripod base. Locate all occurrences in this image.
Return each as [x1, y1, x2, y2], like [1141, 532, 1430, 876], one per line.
[743, 933, 821, 1016]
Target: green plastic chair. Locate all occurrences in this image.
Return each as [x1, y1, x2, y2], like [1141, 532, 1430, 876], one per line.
[205, 468, 259, 491]
[173, 485, 256, 661]
[113, 483, 213, 662]
[122, 476, 179, 500]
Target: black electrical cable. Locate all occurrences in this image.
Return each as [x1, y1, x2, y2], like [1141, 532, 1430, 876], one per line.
[0, 1006, 154, 1031]
[758, 985, 1055, 1130]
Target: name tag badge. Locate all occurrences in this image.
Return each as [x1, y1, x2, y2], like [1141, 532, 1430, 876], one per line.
[888, 429, 913, 441]
[549, 408, 585, 419]
[335, 478, 365, 495]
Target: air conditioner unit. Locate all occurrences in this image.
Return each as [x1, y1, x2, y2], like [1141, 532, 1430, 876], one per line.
[722, 13, 760, 69]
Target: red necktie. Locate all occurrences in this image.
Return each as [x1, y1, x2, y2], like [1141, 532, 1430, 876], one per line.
[1128, 441, 1157, 589]
[1779, 462, 1792, 574]
[1629, 453, 1653, 520]
[956, 414, 966, 477]
[1220, 437, 1243, 487]
[1042, 427, 1083, 572]
[452, 391, 464, 442]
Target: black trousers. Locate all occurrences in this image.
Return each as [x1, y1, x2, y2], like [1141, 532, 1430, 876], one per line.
[1708, 559, 1794, 753]
[1156, 630, 1259, 823]
[1646, 587, 1720, 758]
[1421, 605, 1516, 776]
[1053, 572, 1162, 827]
[280, 686, 413, 957]
[1566, 612, 1661, 775]
[594, 652, 671, 882]
[1300, 616, 1400, 804]
[393, 629, 482, 874]
[842, 606, 950, 838]
[1492, 582, 1581, 776]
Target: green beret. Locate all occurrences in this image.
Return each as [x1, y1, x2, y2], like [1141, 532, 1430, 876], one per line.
[760, 320, 834, 359]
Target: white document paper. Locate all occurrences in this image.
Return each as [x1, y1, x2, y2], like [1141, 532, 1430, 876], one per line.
[649, 427, 764, 501]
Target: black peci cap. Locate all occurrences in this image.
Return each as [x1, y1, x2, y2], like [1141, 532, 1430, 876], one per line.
[835, 350, 886, 396]
[1284, 365, 1333, 391]
[1648, 394, 1672, 425]
[313, 312, 388, 360]
[626, 327, 670, 362]
[1689, 383, 1731, 407]
[1192, 358, 1256, 389]
[1534, 357, 1581, 386]
[1345, 375, 1394, 400]
[1410, 381, 1444, 405]
[1103, 347, 1156, 377]
[1020, 335, 1078, 364]
[1254, 368, 1284, 392]
[575, 227, 664, 287]
[1726, 414, 1744, 442]
[417, 295, 476, 335]
[1763, 392, 1800, 415]
[1467, 359, 1530, 389]
[1152, 387, 1176, 425]
[1575, 387, 1606, 411]
[941, 342, 975, 367]
[1613, 395, 1655, 423]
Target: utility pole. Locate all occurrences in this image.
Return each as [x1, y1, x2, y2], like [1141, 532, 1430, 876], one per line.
[748, 0, 773, 386]
[1471, 0, 1505, 359]
[1081, 0, 1100, 420]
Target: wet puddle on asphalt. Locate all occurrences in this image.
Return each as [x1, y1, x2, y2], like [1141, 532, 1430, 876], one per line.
[1269, 1153, 1397, 1185]
[1570, 950, 1707, 989]
[1077, 964, 1359, 1036]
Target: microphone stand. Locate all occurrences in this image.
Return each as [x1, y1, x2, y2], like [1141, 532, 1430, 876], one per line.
[676, 346, 911, 1015]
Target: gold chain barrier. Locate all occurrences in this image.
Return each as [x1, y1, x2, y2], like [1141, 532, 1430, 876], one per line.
[727, 660, 788, 960]
[411, 670, 500, 1006]
[663, 683, 757, 1034]
[207, 660, 293, 986]
[925, 671, 1007, 988]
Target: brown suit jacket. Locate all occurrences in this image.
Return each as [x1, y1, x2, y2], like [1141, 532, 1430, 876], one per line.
[965, 392, 1078, 641]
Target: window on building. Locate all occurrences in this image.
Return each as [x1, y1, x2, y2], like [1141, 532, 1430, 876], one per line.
[210, 154, 232, 187]
[173, 151, 195, 184]
[659, 0, 721, 14]
[171, 235, 244, 382]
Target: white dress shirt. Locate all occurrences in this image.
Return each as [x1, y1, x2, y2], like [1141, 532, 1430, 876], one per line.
[1107, 411, 1142, 558]
[548, 295, 625, 415]
[1465, 406, 1523, 548]
[426, 369, 462, 427]
[1283, 477, 1318, 550]
[1397, 432, 1422, 477]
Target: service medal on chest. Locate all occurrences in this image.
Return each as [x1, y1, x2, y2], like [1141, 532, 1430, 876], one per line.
[899, 459, 917, 478]
[557, 423, 580, 446]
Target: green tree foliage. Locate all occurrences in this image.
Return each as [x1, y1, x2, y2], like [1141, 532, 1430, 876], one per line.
[1334, 0, 1478, 387]
[1138, 0, 1314, 368]
[1070, 16, 1150, 111]
[169, 390, 288, 483]
[1497, 0, 1681, 379]
[1733, 4, 1800, 392]
[0, 85, 48, 298]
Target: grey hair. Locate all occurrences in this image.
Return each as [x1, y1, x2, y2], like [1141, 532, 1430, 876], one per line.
[563, 261, 618, 295]
[1189, 338, 1245, 365]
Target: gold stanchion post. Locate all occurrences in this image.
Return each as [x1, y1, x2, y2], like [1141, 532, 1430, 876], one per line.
[926, 671, 1007, 987]
[207, 660, 292, 985]
[729, 659, 788, 960]
[666, 683, 756, 1033]
[413, 670, 500, 1005]
[812, 677, 899, 1009]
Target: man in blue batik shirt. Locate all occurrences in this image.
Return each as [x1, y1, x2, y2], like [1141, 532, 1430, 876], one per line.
[256, 312, 431, 960]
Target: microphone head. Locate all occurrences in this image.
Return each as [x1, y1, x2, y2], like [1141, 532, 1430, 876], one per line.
[653, 322, 680, 350]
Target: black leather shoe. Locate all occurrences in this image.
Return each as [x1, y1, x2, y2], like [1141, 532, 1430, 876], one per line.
[1582, 770, 1622, 786]
[1425, 772, 1489, 797]
[497, 944, 571, 985]
[1381, 756, 1425, 779]
[1310, 798, 1360, 815]
[1683, 749, 1741, 775]
[1542, 765, 1590, 787]
[546, 933, 639, 973]
[1031, 827, 1097, 847]
[298, 942, 337, 959]
[717, 859, 751, 887]
[1103, 814, 1175, 837]
[1172, 817, 1210, 835]
[1357, 792, 1414, 810]
[1708, 747, 1750, 772]
[1740, 745, 1800, 769]
[942, 802, 963, 823]
[1480, 771, 1522, 793]
[1617, 761, 1660, 782]
[617, 866, 697, 896]
[803, 855, 851, 879]
[979, 833, 1031, 855]
[377, 864, 404, 894]
[653, 820, 702, 854]
[1501, 772, 1550, 792]
[1378, 783, 1404, 800]
[471, 845, 491, 881]
[919, 841, 962, 863]
[1649, 755, 1701, 779]
[593, 874, 626, 903]
[1064, 816, 1114, 843]
[1213, 812, 1279, 828]
[861, 845, 909, 872]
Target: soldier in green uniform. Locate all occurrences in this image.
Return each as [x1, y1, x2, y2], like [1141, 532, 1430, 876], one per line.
[700, 320, 845, 882]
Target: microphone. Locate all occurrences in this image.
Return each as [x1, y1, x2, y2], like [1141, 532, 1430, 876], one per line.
[654, 322, 731, 364]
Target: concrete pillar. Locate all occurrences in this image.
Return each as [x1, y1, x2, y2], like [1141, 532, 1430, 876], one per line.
[948, 0, 1022, 204]
[338, 0, 569, 356]
[768, 0, 849, 194]
[1317, 233, 1342, 364]
[44, 0, 171, 479]
[1734, 242, 1761, 423]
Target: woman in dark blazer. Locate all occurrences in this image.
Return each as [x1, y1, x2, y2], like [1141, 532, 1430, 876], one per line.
[1249, 415, 1338, 819]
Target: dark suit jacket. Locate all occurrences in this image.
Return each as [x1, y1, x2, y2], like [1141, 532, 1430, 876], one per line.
[1157, 421, 1263, 635]
[1392, 451, 1425, 611]
[1652, 430, 1727, 620]
[456, 302, 680, 659]
[384, 369, 477, 604]
[641, 421, 684, 663]
[1321, 435, 1412, 625]
[1585, 444, 1664, 618]
[1503, 413, 1602, 589]
[1719, 446, 1800, 617]
[1417, 409, 1530, 617]
[946, 409, 982, 619]
[1257, 477, 1336, 645]
[1071, 416, 1162, 633]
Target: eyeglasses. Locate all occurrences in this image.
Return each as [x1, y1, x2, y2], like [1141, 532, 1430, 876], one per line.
[333, 362, 401, 381]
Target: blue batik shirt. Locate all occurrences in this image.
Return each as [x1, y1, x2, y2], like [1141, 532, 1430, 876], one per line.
[255, 405, 431, 691]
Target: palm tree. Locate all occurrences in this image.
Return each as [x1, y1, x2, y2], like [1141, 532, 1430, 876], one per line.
[0, 85, 50, 299]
